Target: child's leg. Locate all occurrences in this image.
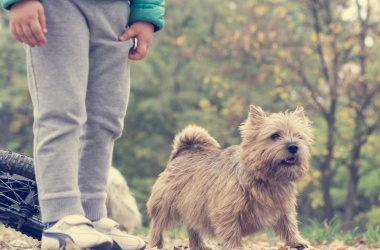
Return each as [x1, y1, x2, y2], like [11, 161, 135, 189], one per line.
[75, 0, 134, 220]
[26, 0, 91, 223]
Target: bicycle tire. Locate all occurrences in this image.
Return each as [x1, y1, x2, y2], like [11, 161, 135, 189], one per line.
[0, 150, 36, 181]
[0, 150, 42, 240]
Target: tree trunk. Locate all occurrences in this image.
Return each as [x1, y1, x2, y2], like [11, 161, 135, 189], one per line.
[342, 0, 369, 231]
[320, 114, 335, 221]
[308, 0, 337, 221]
[342, 119, 361, 230]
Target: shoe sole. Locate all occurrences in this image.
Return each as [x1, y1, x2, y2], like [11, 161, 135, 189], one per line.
[43, 232, 113, 250]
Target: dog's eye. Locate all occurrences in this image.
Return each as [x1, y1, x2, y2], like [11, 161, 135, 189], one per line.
[271, 133, 280, 141]
[295, 133, 304, 140]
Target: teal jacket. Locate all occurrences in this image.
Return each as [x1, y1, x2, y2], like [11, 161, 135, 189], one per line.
[1, 0, 165, 31]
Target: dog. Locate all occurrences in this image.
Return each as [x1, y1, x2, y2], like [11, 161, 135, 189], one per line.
[106, 166, 142, 233]
[147, 105, 313, 250]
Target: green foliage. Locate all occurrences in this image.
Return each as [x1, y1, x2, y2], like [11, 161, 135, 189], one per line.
[301, 217, 342, 243]
[363, 226, 380, 244]
[122, 177, 157, 226]
[0, 20, 33, 154]
[300, 217, 380, 246]
[354, 207, 380, 231]
[300, 217, 358, 245]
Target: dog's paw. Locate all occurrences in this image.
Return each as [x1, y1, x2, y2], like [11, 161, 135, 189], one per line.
[292, 244, 308, 250]
[288, 239, 310, 250]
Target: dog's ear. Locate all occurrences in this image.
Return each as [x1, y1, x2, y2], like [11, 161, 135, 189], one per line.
[294, 107, 314, 142]
[293, 107, 311, 124]
[294, 107, 306, 118]
[248, 105, 266, 126]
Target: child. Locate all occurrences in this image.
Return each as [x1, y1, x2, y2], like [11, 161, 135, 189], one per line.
[2, 0, 164, 249]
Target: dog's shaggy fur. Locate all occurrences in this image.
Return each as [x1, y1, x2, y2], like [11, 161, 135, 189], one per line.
[106, 166, 142, 233]
[147, 105, 313, 250]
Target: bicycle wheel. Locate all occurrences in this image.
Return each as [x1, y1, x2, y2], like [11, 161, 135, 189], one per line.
[0, 150, 42, 240]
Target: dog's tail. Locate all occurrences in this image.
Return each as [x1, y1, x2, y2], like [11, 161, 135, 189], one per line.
[169, 124, 220, 161]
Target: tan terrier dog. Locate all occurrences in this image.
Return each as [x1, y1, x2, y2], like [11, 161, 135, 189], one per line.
[147, 105, 314, 250]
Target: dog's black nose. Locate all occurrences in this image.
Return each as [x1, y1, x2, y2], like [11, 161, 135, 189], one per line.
[287, 143, 298, 154]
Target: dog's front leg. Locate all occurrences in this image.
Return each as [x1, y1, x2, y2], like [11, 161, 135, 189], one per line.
[273, 213, 310, 250]
[186, 227, 212, 250]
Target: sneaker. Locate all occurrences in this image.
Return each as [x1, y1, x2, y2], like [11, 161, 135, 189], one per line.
[41, 215, 113, 250]
[93, 218, 146, 250]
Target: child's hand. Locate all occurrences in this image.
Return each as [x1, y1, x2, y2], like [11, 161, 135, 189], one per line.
[119, 21, 154, 60]
[9, 0, 47, 47]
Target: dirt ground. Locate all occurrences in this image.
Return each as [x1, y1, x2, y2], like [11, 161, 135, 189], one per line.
[0, 227, 378, 250]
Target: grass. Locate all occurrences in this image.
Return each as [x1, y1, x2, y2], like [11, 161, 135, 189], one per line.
[364, 226, 380, 244]
[2, 217, 379, 249]
[300, 217, 380, 246]
[136, 218, 380, 248]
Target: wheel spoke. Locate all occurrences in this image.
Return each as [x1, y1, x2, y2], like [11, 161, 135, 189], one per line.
[0, 151, 43, 240]
[0, 172, 40, 213]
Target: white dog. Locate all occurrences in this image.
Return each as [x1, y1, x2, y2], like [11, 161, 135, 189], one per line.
[106, 167, 142, 233]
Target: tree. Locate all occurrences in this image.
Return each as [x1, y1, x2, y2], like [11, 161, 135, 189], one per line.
[340, 0, 380, 230]
[206, 0, 380, 228]
[0, 12, 33, 154]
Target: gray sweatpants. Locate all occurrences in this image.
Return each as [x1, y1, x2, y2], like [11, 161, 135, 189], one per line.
[25, 0, 133, 223]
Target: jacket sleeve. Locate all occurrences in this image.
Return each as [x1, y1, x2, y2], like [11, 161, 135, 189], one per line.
[1, 0, 23, 10]
[129, 0, 165, 32]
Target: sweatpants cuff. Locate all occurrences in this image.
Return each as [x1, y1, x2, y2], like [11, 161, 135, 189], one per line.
[81, 199, 107, 221]
[39, 197, 84, 223]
